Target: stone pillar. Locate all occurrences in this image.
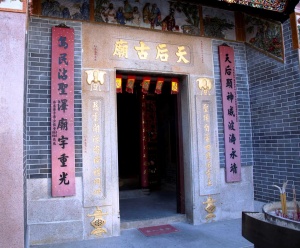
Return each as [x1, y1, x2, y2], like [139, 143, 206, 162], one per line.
[0, 11, 26, 248]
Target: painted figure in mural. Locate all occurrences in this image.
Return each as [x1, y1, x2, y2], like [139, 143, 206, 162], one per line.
[116, 7, 126, 25]
[103, 3, 116, 23]
[161, 21, 167, 31]
[67, 0, 90, 20]
[62, 7, 71, 19]
[143, 3, 151, 24]
[149, 3, 161, 29]
[203, 15, 234, 39]
[132, 6, 141, 26]
[162, 8, 176, 31]
[123, 0, 133, 21]
[80, 0, 90, 21]
[42, 0, 62, 18]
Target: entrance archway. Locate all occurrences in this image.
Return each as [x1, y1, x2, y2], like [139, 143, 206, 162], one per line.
[81, 22, 220, 236]
[116, 72, 185, 225]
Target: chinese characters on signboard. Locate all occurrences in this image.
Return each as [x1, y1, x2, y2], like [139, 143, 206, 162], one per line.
[218, 45, 241, 182]
[51, 26, 76, 196]
[113, 39, 190, 64]
[91, 100, 102, 197]
[140, 94, 149, 188]
[203, 102, 213, 187]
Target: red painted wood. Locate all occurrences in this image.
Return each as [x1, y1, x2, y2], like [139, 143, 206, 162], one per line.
[51, 27, 75, 197]
[219, 45, 241, 182]
[140, 94, 149, 188]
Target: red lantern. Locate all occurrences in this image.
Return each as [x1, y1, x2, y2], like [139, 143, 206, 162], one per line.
[171, 78, 179, 94]
[126, 75, 136, 93]
[116, 74, 122, 93]
[141, 76, 151, 94]
[155, 77, 164, 94]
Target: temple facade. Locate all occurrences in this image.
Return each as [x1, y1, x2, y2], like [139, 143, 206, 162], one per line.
[0, 0, 299, 247]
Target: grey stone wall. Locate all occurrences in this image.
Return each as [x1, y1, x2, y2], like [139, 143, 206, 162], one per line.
[27, 17, 83, 178]
[212, 40, 254, 169]
[247, 20, 300, 203]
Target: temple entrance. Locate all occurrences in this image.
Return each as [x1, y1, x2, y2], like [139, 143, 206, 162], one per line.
[117, 72, 185, 225]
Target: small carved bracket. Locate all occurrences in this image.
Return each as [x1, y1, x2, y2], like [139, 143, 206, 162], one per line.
[197, 78, 213, 95]
[203, 195, 216, 222]
[87, 206, 108, 236]
[85, 70, 106, 91]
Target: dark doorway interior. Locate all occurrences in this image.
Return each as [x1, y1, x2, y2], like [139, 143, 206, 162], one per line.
[117, 73, 185, 222]
[117, 88, 140, 190]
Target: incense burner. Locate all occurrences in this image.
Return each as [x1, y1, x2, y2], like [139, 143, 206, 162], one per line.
[263, 201, 300, 231]
[242, 201, 300, 248]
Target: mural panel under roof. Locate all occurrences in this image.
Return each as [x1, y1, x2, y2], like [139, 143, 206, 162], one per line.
[38, 0, 286, 62]
[41, 0, 90, 20]
[202, 6, 236, 40]
[94, 0, 201, 35]
[245, 14, 284, 61]
[219, 0, 287, 12]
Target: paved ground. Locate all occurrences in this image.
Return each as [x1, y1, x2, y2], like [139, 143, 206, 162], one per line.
[31, 218, 254, 248]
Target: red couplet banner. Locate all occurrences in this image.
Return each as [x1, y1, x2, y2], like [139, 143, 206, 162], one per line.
[51, 26, 75, 197]
[140, 94, 149, 188]
[218, 45, 241, 183]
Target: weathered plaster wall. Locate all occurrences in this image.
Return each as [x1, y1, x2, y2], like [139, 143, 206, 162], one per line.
[247, 19, 300, 203]
[0, 11, 26, 248]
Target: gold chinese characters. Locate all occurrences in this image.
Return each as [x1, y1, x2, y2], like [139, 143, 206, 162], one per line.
[203, 103, 212, 187]
[91, 100, 102, 196]
[113, 39, 189, 63]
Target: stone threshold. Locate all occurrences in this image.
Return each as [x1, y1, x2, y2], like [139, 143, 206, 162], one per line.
[120, 214, 187, 229]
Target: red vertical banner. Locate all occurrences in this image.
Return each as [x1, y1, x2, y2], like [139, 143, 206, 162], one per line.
[219, 45, 241, 182]
[51, 26, 76, 197]
[140, 94, 149, 188]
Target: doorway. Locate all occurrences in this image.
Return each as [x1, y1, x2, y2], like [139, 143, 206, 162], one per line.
[117, 72, 185, 224]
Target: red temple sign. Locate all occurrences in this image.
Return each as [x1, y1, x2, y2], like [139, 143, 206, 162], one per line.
[219, 45, 241, 183]
[51, 26, 75, 196]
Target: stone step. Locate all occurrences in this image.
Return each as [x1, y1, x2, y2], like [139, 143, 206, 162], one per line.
[120, 214, 187, 230]
[119, 189, 150, 199]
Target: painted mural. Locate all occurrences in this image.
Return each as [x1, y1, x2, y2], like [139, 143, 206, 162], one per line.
[0, 0, 26, 12]
[245, 14, 283, 61]
[218, 0, 287, 12]
[297, 15, 300, 42]
[202, 6, 235, 40]
[42, 0, 90, 20]
[94, 0, 200, 35]
[39, 0, 286, 62]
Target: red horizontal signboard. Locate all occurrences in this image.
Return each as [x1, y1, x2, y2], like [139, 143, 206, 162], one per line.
[219, 45, 241, 183]
[51, 26, 75, 197]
